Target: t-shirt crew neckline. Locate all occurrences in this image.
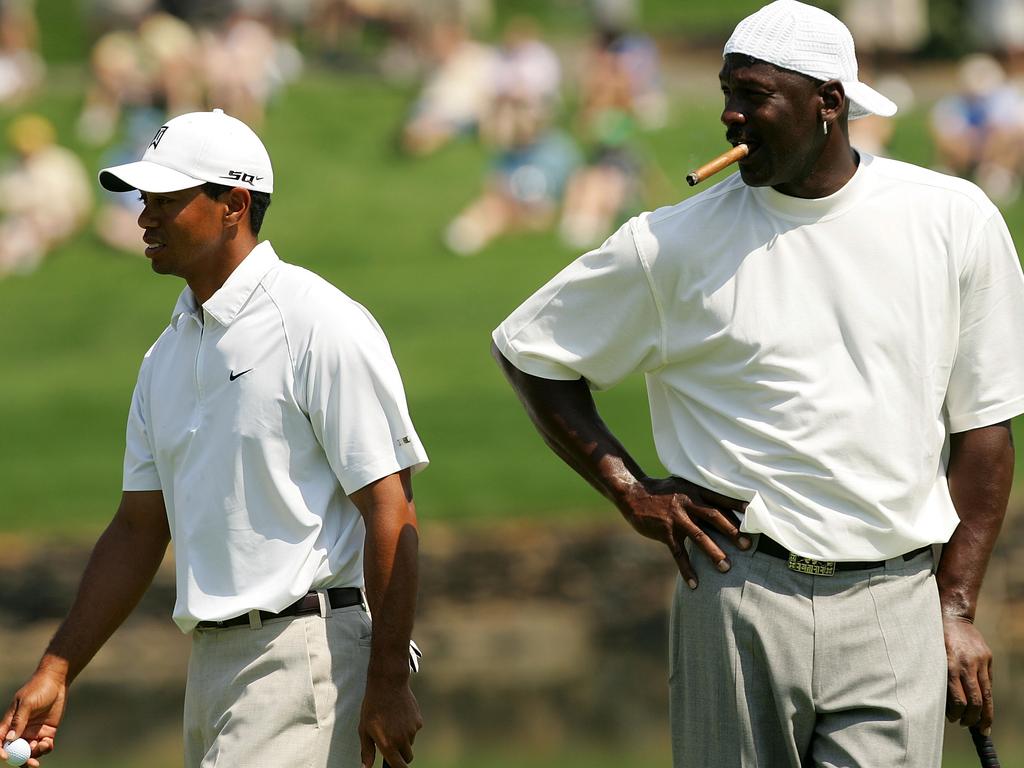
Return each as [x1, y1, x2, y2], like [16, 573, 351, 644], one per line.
[751, 152, 871, 223]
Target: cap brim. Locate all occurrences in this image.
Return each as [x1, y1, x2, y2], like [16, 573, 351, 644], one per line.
[98, 160, 206, 193]
[844, 80, 898, 120]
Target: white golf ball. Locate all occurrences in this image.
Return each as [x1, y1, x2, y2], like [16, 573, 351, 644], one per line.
[3, 738, 30, 767]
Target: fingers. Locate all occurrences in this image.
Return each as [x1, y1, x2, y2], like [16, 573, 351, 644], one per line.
[696, 486, 749, 513]
[35, 736, 54, 757]
[375, 743, 412, 768]
[360, 729, 376, 768]
[948, 668, 988, 729]
[362, 730, 416, 768]
[666, 502, 744, 584]
[692, 506, 753, 550]
[946, 667, 967, 724]
[8, 703, 27, 740]
[2, 703, 20, 742]
[681, 522, 729, 570]
[980, 656, 994, 733]
[684, 489, 752, 549]
[669, 543, 699, 590]
[945, 633, 994, 732]
[955, 655, 994, 731]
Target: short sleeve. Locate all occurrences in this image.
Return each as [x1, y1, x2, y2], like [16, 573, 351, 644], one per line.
[123, 358, 162, 491]
[300, 301, 428, 495]
[946, 211, 1024, 431]
[492, 219, 664, 390]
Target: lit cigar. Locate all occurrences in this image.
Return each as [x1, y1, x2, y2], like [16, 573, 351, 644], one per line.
[686, 144, 749, 186]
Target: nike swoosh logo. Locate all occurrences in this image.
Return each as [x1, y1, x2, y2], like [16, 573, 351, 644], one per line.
[229, 368, 253, 381]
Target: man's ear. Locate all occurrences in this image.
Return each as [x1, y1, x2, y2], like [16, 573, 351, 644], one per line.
[819, 79, 847, 124]
[223, 187, 252, 230]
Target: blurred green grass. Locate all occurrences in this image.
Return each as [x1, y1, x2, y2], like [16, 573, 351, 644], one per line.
[5, 1, 1024, 534]
[0, 68, 675, 533]
[4, 62, 1024, 532]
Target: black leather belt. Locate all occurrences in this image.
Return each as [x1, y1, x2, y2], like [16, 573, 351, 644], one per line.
[757, 535, 930, 576]
[196, 587, 363, 629]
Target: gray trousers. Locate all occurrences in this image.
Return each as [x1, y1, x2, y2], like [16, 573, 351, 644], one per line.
[669, 534, 946, 768]
[184, 601, 372, 768]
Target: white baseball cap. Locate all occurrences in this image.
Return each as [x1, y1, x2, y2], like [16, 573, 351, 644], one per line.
[99, 109, 274, 194]
[724, 0, 897, 120]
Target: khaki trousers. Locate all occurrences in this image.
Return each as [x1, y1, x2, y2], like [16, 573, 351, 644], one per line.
[669, 534, 946, 768]
[184, 602, 371, 768]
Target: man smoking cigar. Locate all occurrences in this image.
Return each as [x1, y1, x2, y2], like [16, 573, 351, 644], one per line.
[492, 2, 1024, 766]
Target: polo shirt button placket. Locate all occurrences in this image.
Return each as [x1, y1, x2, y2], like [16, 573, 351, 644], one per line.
[194, 312, 206, 416]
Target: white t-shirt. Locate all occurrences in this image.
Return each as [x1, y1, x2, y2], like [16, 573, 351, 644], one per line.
[124, 242, 428, 632]
[494, 154, 1024, 561]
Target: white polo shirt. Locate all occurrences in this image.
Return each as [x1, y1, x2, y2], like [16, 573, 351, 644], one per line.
[123, 242, 428, 633]
[494, 154, 1024, 561]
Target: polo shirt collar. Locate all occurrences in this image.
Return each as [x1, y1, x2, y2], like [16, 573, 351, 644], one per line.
[169, 241, 280, 328]
[170, 287, 200, 327]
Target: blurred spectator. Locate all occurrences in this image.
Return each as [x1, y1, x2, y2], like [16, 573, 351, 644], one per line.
[401, 20, 499, 156]
[585, 0, 667, 130]
[930, 54, 1024, 204]
[0, 0, 44, 104]
[445, 93, 580, 256]
[482, 17, 563, 158]
[76, 29, 153, 145]
[304, 0, 414, 72]
[83, 0, 157, 36]
[970, 0, 1024, 72]
[0, 115, 92, 277]
[138, 12, 202, 117]
[94, 107, 165, 254]
[840, 0, 928, 72]
[558, 23, 663, 249]
[494, 16, 561, 110]
[413, 0, 491, 34]
[201, 12, 281, 128]
[79, 9, 299, 145]
[849, 74, 915, 156]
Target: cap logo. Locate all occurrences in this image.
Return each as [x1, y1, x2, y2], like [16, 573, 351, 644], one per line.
[219, 170, 264, 185]
[150, 126, 168, 149]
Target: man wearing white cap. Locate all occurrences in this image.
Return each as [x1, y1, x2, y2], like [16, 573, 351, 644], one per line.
[0, 109, 428, 768]
[492, 1, 1024, 766]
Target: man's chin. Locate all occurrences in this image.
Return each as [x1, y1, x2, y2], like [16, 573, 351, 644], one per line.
[738, 165, 773, 187]
[149, 258, 175, 275]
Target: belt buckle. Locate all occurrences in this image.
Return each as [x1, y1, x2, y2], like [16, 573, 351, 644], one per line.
[787, 553, 836, 576]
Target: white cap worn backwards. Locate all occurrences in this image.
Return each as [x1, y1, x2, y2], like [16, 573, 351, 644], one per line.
[724, 0, 897, 120]
[99, 109, 274, 194]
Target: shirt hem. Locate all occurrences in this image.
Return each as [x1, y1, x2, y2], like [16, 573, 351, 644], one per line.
[491, 328, 585, 382]
[339, 454, 429, 495]
[948, 395, 1024, 433]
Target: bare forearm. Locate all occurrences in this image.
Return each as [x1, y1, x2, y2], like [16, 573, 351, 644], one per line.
[938, 422, 1014, 620]
[364, 513, 418, 681]
[42, 492, 170, 683]
[354, 472, 419, 682]
[491, 342, 647, 511]
[352, 470, 423, 768]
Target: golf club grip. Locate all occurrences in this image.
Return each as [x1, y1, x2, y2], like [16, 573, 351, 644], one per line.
[970, 726, 1000, 767]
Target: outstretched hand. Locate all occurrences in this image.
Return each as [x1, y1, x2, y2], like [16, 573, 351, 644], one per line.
[0, 667, 68, 767]
[623, 477, 752, 588]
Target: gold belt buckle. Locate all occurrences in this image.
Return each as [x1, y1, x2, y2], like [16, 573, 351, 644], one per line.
[787, 553, 836, 576]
